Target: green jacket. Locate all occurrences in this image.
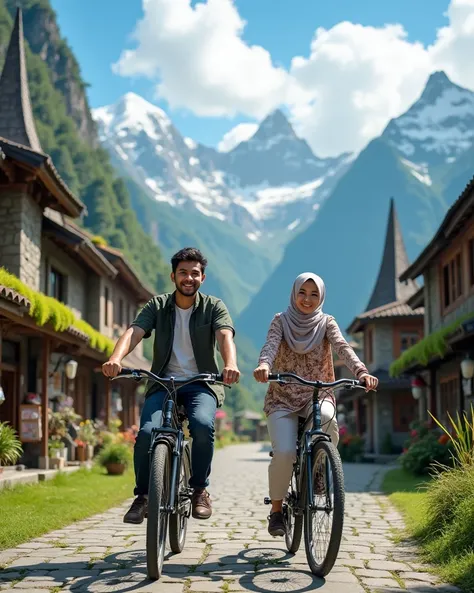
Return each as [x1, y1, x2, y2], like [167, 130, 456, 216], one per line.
[131, 291, 234, 406]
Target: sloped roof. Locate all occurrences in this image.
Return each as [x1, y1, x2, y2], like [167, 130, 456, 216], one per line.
[365, 198, 419, 311]
[0, 284, 30, 309]
[347, 300, 424, 334]
[400, 175, 474, 281]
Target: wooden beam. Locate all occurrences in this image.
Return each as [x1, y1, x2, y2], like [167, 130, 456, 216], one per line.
[105, 377, 111, 428]
[41, 337, 50, 463]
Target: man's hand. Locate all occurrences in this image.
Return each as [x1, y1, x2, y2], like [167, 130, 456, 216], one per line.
[222, 364, 240, 385]
[102, 358, 123, 378]
[253, 364, 270, 383]
[359, 373, 378, 392]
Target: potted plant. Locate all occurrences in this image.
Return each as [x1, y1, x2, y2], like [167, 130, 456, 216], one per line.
[48, 438, 65, 469]
[77, 420, 98, 460]
[0, 421, 23, 473]
[97, 442, 132, 475]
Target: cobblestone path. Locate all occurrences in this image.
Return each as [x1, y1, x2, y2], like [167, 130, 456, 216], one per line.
[0, 443, 461, 593]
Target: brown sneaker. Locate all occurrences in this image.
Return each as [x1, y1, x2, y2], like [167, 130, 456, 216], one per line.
[123, 495, 148, 524]
[192, 488, 212, 519]
[268, 511, 286, 537]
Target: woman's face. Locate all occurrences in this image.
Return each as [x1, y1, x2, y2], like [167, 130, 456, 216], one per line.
[295, 279, 320, 314]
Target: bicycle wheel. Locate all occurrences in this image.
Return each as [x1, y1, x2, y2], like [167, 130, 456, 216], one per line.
[169, 442, 191, 553]
[303, 439, 344, 577]
[284, 470, 303, 553]
[147, 442, 171, 580]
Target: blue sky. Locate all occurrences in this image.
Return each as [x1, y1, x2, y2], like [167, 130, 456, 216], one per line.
[51, 0, 452, 153]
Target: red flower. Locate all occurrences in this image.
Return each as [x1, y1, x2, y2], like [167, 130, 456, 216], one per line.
[410, 429, 418, 438]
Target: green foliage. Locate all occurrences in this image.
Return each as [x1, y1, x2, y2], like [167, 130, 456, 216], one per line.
[400, 420, 453, 475]
[390, 312, 474, 377]
[97, 442, 133, 468]
[338, 432, 364, 462]
[0, 0, 169, 295]
[0, 422, 23, 465]
[0, 267, 114, 355]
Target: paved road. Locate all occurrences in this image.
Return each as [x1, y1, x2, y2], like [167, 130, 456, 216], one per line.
[0, 443, 460, 593]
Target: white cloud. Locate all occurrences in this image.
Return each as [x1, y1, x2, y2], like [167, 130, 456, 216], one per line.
[114, 0, 474, 157]
[217, 123, 258, 152]
[113, 0, 292, 118]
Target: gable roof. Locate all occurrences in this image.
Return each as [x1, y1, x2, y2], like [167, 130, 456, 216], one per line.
[347, 300, 424, 334]
[400, 175, 474, 281]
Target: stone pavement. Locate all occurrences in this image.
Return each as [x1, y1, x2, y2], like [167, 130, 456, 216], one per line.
[0, 443, 461, 593]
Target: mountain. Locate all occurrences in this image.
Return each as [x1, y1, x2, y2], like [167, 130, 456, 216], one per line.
[238, 71, 474, 347]
[93, 95, 352, 242]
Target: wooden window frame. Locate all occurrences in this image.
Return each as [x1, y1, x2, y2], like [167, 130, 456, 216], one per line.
[104, 286, 110, 327]
[365, 326, 374, 364]
[393, 392, 417, 433]
[439, 374, 461, 425]
[49, 267, 66, 303]
[440, 248, 464, 314]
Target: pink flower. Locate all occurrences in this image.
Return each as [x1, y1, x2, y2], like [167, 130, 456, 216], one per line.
[410, 429, 418, 438]
[339, 426, 348, 436]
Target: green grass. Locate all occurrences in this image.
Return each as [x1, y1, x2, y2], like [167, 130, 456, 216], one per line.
[382, 467, 474, 591]
[0, 466, 134, 550]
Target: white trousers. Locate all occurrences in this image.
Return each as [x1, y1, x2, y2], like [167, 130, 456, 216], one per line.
[267, 400, 339, 501]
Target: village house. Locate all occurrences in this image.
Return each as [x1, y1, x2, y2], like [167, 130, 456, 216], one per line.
[343, 199, 424, 456]
[0, 9, 151, 469]
[390, 176, 474, 427]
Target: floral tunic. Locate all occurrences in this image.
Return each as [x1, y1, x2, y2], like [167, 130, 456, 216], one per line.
[258, 313, 368, 416]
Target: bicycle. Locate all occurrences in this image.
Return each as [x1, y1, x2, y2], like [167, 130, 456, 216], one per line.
[112, 368, 230, 581]
[263, 373, 365, 577]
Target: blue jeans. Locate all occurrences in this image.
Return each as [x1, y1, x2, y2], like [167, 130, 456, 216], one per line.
[133, 383, 217, 495]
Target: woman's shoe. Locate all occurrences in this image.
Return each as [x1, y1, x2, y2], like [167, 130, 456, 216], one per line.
[267, 511, 286, 537]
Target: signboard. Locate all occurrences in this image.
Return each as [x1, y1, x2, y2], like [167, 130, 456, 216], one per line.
[19, 404, 42, 442]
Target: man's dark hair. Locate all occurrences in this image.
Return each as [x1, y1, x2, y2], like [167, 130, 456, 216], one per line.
[171, 247, 208, 274]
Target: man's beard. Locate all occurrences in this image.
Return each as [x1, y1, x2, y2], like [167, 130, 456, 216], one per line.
[176, 282, 199, 297]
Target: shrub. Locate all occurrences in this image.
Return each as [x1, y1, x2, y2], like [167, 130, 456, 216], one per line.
[400, 432, 453, 475]
[338, 433, 364, 462]
[0, 422, 23, 466]
[97, 443, 133, 468]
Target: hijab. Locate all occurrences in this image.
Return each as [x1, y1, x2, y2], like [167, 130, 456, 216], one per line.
[280, 272, 328, 354]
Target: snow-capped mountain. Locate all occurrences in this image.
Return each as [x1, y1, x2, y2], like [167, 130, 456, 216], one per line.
[383, 71, 474, 178]
[93, 94, 351, 241]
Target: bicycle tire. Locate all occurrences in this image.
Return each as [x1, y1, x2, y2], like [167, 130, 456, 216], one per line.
[285, 472, 303, 553]
[303, 439, 345, 577]
[147, 442, 171, 580]
[169, 442, 191, 553]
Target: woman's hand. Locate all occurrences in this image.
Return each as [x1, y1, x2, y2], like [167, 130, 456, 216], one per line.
[254, 364, 270, 383]
[359, 373, 378, 392]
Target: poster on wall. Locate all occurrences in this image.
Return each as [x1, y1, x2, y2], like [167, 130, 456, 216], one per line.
[19, 404, 42, 442]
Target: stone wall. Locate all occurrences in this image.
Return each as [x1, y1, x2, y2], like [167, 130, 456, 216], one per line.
[0, 189, 42, 290]
[40, 237, 87, 319]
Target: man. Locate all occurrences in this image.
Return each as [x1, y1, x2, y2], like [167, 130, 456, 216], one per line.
[102, 247, 240, 523]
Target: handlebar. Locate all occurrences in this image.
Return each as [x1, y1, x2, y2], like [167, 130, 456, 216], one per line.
[267, 372, 364, 389]
[112, 368, 231, 388]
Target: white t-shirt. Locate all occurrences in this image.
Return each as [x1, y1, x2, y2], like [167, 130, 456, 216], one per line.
[164, 306, 199, 378]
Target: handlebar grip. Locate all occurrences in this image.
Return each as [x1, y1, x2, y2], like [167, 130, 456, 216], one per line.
[118, 367, 134, 376]
[212, 373, 224, 382]
[268, 374, 280, 381]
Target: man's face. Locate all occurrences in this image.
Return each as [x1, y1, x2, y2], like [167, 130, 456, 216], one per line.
[171, 261, 205, 297]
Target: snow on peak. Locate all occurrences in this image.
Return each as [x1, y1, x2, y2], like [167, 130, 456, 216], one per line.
[252, 109, 295, 142]
[384, 71, 474, 158]
[184, 137, 197, 150]
[93, 93, 172, 140]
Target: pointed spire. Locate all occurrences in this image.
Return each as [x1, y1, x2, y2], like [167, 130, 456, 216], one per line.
[365, 198, 418, 311]
[0, 8, 42, 152]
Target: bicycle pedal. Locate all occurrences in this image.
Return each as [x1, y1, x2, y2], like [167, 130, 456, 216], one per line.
[263, 497, 271, 505]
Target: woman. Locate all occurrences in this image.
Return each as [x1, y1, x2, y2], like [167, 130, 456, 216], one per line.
[254, 272, 378, 537]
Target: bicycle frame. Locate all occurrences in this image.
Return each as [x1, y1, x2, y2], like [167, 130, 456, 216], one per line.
[113, 369, 227, 516]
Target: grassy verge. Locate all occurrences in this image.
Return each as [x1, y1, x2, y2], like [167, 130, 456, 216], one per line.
[382, 467, 474, 591]
[0, 466, 134, 551]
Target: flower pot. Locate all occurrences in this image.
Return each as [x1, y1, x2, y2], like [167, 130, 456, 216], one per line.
[76, 445, 86, 462]
[105, 463, 126, 475]
[49, 457, 65, 470]
[86, 445, 94, 460]
[60, 447, 68, 462]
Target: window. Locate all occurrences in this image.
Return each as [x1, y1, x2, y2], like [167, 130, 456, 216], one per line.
[469, 239, 474, 287]
[442, 252, 463, 309]
[400, 331, 419, 353]
[440, 376, 460, 425]
[393, 392, 417, 432]
[104, 286, 109, 327]
[49, 268, 65, 302]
